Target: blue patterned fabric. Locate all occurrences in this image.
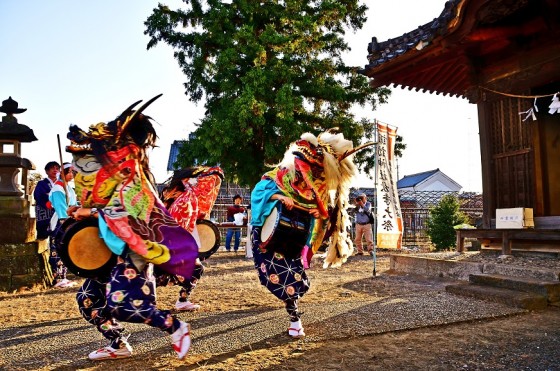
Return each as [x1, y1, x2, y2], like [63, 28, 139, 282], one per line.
[106, 258, 179, 333]
[77, 277, 125, 343]
[33, 178, 55, 240]
[251, 226, 310, 302]
[76, 255, 182, 343]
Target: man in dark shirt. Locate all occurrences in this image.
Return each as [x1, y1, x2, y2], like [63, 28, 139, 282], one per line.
[225, 194, 246, 252]
[33, 161, 60, 240]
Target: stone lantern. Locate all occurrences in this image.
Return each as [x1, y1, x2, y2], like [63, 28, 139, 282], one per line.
[0, 97, 36, 198]
[0, 97, 51, 290]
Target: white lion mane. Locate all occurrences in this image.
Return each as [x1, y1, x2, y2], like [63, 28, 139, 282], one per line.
[277, 131, 358, 268]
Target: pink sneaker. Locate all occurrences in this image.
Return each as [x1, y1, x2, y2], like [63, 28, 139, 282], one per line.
[172, 321, 191, 359]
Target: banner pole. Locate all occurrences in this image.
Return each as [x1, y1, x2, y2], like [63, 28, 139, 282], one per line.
[372, 120, 379, 277]
[57, 134, 70, 205]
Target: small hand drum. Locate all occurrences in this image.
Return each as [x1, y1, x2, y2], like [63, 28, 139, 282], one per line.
[260, 203, 311, 259]
[196, 219, 221, 260]
[54, 218, 117, 278]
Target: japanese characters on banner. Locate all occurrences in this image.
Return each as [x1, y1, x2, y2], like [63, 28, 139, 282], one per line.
[375, 122, 403, 249]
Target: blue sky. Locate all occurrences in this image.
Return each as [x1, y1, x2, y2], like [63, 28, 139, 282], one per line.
[0, 0, 481, 192]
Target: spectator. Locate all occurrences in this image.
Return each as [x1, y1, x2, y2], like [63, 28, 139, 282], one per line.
[48, 163, 78, 288]
[33, 161, 60, 240]
[354, 193, 374, 255]
[225, 195, 246, 252]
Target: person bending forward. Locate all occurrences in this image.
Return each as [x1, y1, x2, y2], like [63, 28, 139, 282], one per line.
[250, 130, 358, 338]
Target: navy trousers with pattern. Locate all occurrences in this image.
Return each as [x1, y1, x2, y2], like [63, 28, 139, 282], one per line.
[251, 226, 310, 321]
[77, 256, 181, 346]
[155, 263, 205, 302]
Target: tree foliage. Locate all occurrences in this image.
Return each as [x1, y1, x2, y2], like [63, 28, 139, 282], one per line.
[27, 172, 43, 195]
[425, 194, 469, 251]
[394, 135, 406, 158]
[145, 0, 391, 186]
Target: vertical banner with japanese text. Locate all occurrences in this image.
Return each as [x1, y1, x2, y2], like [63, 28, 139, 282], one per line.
[376, 122, 403, 249]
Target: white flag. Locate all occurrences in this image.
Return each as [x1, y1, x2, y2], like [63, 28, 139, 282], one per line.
[375, 122, 403, 250]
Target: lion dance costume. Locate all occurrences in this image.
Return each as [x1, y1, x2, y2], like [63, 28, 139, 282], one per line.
[250, 130, 359, 338]
[157, 166, 224, 311]
[65, 95, 194, 360]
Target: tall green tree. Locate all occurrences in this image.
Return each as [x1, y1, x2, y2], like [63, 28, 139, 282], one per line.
[145, 0, 390, 186]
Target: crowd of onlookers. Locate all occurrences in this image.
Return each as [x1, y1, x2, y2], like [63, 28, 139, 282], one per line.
[33, 161, 78, 288]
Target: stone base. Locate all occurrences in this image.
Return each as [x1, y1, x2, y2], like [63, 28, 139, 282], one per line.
[0, 196, 35, 244]
[0, 216, 36, 244]
[0, 195, 32, 216]
[0, 239, 52, 291]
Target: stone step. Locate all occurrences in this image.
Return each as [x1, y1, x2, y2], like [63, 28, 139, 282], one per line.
[469, 273, 560, 303]
[481, 263, 560, 282]
[389, 254, 560, 282]
[445, 283, 548, 310]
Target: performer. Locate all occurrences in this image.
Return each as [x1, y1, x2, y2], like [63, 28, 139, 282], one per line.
[250, 129, 360, 338]
[158, 166, 224, 311]
[64, 95, 195, 361]
[47, 162, 78, 288]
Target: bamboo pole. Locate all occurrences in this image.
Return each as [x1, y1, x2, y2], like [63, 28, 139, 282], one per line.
[56, 134, 70, 205]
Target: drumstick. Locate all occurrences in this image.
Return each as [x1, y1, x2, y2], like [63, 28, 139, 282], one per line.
[291, 204, 309, 212]
[57, 134, 70, 205]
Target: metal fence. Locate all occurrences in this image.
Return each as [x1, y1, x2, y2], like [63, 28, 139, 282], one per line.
[184, 182, 484, 250]
[397, 191, 483, 248]
[209, 183, 253, 248]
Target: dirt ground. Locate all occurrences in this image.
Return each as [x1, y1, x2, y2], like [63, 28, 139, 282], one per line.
[1, 251, 559, 370]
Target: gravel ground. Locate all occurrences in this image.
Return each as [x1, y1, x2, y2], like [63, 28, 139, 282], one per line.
[0, 251, 559, 370]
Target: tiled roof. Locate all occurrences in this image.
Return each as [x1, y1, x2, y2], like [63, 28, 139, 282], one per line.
[360, 0, 552, 99]
[397, 169, 440, 189]
[364, 0, 459, 70]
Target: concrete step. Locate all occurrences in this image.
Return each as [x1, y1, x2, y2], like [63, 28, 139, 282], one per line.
[389, 254, 560, 282]
[445, 283, 548, 310]
[469, 273, 560, 303]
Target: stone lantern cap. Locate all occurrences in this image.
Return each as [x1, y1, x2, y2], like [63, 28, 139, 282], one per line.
[0, 97, 27, 114]
[0, 97, 37, 142]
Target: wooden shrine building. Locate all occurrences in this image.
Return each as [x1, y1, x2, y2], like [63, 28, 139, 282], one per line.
[361, 0, 560, 252]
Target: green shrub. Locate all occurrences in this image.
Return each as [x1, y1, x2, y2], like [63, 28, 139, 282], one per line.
[426, 194, 469, 251]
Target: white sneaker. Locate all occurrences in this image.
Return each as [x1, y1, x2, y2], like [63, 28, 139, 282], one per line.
[172, 321, 191, 359]
[88, 342, 133, 361]
[288, 320, 305, 338]
[54, 279, 69, 288]
[64, 279, 78, 287]
[175, 300, 200, 311]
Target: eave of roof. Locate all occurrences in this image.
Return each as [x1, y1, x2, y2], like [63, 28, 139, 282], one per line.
[363, 0, 461, 71]
[360, 0, 559, 101]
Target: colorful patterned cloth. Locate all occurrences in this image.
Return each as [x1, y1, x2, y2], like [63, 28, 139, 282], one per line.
[157, 166, 223, 301]
[163, 167, 223, 233]
[72, 147, 198, 279]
